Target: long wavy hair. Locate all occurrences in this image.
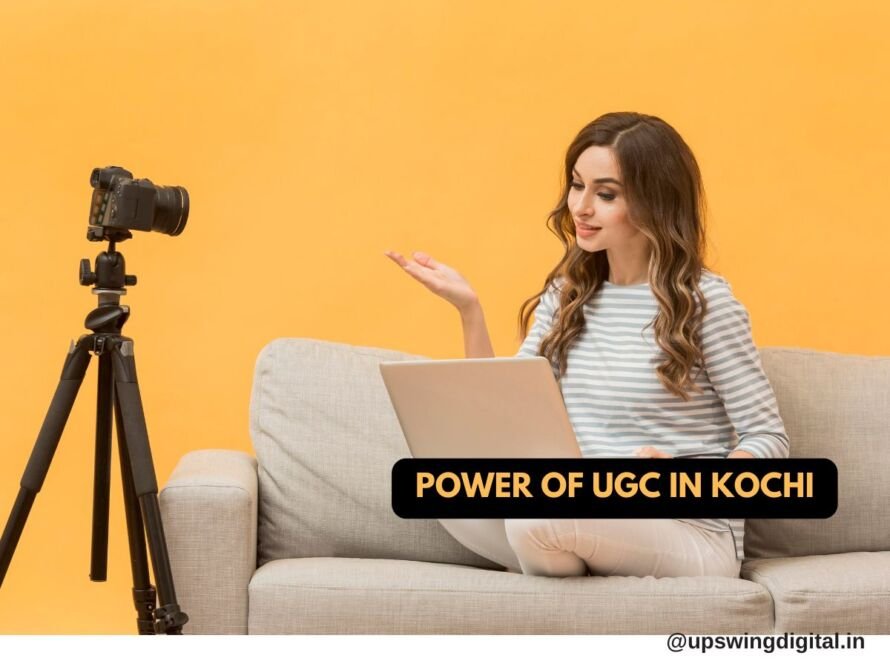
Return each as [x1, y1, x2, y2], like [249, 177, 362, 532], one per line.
[518, 112, 711, 401]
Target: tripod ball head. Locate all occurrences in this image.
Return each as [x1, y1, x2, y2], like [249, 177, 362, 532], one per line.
[80, 254, 137, 290]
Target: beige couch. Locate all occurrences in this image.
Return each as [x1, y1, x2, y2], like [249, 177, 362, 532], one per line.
[159, 338, 890, 634]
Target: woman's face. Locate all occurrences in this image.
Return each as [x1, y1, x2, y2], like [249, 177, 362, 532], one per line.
[567, 145, 643, 253]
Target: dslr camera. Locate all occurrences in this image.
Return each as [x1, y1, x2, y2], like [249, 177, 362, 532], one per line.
[88, 166, 189, 241]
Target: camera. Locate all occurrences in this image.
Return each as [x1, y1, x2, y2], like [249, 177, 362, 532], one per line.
[88, 166, 189, 241]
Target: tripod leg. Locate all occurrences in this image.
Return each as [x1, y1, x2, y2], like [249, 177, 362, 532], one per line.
[113, 382, 158, 635]
[111, 339, 188, 634]
[90, 352, 114, 582]
[0, 338, 93, 588]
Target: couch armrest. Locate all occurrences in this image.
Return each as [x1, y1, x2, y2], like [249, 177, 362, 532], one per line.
[159, 449, 258, 635]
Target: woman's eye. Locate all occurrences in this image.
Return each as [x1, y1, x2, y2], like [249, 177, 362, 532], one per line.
[570, 182, 615, 200]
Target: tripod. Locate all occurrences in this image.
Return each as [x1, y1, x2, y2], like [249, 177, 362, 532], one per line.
[0, 241, 188, 634]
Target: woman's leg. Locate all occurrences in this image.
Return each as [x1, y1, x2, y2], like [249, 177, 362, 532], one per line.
[504, 518, 741, 578]
[438, 518, 522, 571]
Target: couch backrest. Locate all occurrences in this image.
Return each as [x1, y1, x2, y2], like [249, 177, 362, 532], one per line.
[248, 338, 501, 569]
[744, 347, 890, 558]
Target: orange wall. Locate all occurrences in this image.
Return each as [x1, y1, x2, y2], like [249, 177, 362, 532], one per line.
[1, 0, 888, 633]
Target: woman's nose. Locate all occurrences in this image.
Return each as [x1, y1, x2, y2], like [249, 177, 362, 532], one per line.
[572, 193, 593, 216]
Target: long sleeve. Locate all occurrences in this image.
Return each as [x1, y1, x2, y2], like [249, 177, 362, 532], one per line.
[699, 277, 791, 459]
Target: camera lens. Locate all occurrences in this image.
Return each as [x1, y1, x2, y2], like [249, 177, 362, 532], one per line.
[152, 186, 189, 236]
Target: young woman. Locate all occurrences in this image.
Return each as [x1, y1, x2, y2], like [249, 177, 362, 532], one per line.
[384, 111, 790, 579]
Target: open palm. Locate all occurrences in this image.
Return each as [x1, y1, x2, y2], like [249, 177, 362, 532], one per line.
[384, 250, 478, 312]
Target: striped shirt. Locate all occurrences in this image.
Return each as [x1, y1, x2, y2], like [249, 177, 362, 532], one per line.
[515, 270, 791, 560]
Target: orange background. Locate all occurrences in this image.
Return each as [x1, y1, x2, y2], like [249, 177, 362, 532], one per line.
[0, 0, 888, 634]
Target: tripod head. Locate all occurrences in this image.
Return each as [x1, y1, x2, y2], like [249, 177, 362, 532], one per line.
[79, 241, 136, 334]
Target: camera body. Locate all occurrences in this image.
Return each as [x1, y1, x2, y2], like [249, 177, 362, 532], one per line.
[88, 166, 189, 241]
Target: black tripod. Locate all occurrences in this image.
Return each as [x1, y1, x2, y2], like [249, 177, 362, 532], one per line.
[0, 241, 188, 634]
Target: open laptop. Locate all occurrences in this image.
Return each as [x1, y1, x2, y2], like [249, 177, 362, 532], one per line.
[378, 356, 582, 459]
[379, 356, 582, 571]
[379, 356, 582, 572]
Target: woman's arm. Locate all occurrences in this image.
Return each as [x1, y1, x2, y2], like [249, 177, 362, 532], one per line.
[700, 277, 791, 460]
[384, 250, 488, 358]
[639, 279, 790, 461]
[459, 299, 495, 358]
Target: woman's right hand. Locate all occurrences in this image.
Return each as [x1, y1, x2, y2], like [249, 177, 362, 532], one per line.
[384, 249, 479, 313]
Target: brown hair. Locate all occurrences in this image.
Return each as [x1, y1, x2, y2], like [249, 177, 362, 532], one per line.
[518, 112, 711, 400]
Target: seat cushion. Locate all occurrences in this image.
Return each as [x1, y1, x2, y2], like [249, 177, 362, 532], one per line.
[247, 557, 773, 634]
[745, 348, 890, 559]
[741, 551, 890, 633]
[249, 338, 500, 570]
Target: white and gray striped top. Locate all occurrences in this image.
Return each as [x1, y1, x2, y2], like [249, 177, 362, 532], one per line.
[515, 269, 791, 560]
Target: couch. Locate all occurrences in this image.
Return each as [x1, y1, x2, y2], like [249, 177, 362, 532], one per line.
[158, 338, 890, 634]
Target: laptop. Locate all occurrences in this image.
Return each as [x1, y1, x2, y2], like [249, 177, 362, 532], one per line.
[378, 356, 582, 459]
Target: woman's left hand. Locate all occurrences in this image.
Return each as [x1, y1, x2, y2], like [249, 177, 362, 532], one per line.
[634, 446, 673, 458]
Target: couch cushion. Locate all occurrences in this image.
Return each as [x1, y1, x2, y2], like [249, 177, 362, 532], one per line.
[745, 348, 890, 559]
[247, 557, 773, 634]
[741, 551, 890, 633]
[249, 338, 500, 570]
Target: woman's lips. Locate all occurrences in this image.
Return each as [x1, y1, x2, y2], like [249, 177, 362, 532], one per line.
[576, 224, 601, 238]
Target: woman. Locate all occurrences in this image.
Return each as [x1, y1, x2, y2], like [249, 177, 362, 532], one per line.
[384, 111, 790, 579]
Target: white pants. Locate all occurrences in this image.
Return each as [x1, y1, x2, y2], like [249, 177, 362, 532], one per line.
[439, 518, 741, 578]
